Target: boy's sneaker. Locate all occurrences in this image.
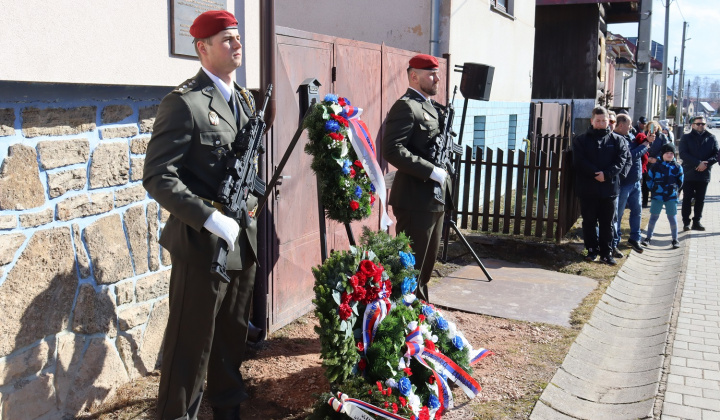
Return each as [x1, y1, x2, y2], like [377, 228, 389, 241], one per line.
[584, 249, 598, 262]
[641, 237, 651, 247]
[672, 239, 680, 249]
[599, 255, 617, 266]
[628, 239, 644, 253]
[612, 247, 624, 258]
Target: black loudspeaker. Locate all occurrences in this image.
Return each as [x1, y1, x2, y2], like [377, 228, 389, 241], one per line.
[457, 63, 494, 101]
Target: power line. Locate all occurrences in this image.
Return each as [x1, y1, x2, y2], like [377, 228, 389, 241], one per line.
[674, 0, 686, 21]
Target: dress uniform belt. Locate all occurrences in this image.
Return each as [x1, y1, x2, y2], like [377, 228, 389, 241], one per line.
[199, 196, 225, 211]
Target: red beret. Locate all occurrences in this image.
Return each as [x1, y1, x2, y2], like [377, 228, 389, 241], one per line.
[408, 54, 439, 70]
[190, 10, 238, 39]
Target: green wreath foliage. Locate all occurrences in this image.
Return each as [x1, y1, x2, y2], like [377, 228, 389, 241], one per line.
[304, 94, 376, 224]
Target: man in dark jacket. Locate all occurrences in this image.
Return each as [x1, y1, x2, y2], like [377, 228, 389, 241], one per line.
[679, 115, 719, 231]
[573, 106, 630, 265]
[613, 114, 649, 255]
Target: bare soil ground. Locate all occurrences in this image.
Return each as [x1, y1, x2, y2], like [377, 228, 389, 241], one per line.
[82, 213, 647, 419]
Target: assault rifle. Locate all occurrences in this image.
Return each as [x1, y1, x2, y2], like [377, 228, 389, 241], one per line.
[431, 86, 462, 204]
[210, 84, 273, 283]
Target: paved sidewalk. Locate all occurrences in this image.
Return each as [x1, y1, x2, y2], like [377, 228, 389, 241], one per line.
[531, 169, 720, 420]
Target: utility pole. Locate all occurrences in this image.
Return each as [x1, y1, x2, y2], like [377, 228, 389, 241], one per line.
[671, 56, 677, 107]
[633, 0, 653, 122]
[660, 0, 671, 119]
[674, 22, 687, 139]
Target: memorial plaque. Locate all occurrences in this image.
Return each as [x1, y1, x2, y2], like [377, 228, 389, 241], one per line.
[171, 0, 228, 57]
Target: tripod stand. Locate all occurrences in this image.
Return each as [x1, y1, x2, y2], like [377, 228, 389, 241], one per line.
[439, 96, 493, 281]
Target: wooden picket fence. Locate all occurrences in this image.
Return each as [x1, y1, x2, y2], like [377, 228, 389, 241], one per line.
[453, 138, 580, 241]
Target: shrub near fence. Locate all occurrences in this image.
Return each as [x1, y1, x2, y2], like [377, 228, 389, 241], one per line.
[453, 138, 580, 242]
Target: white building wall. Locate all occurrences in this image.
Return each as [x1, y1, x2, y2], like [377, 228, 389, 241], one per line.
[0, 0, 261, 88]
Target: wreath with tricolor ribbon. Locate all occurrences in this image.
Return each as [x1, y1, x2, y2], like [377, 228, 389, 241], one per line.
[310, 229, 492, 420]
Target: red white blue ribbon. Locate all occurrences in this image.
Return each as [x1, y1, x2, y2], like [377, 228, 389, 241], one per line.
[470, 348, 493, 365]
[329, 393, 408, 420]
[362, 298, 389, 353]
[422, 348, 482, 398]
[343, 106, 393, 230]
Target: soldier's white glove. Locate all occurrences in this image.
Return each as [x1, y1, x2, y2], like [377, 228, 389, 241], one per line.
[430, 167, 447, 184]
[203, 211, 239, 252]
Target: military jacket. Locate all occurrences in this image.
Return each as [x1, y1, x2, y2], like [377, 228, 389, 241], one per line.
[382, 88, 450, 212]
[143, 69, 258, 270]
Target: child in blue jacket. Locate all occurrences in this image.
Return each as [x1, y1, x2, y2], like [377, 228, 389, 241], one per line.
[642, 143, 684, 248]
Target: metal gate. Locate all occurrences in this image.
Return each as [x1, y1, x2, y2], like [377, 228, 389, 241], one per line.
[265, 27, 447, 331]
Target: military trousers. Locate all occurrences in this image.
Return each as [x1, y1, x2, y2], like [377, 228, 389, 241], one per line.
[393, 207, 444, 302]
[156, 255, 256, 420]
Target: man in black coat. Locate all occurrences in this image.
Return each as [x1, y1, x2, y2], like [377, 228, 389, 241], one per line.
[572, 106, 630, 265]
[679, 115, 719, 231]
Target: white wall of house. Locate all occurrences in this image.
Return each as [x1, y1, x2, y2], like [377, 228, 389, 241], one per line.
[447, 1, 535, 103]
[0, 0, 261, 87]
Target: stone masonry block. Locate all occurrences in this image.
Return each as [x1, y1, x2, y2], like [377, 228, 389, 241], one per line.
[0, 215, 17, 230]
[130, 137, 150, 154]
[139, 298, 169, 373]
[84, 214, 133, 284]
[19, 208, 54, 228]
[0, 144, 45, 210]
[100, 125, 138, 139]
[147, 202, 159, 271]
[115, 281, 134, 306]
[0, 228, 76, 357]
[48, 168, 87, 198]
[22, 106, 96, 138]
[0, 339, 55, 388]
[0, 373, 57, 419]
[101, 105, 133, 124]
[89, 142, 129, 188]
[72, 224, 91, 278]
[36, 138, 90, 170]
[118, 303, 151, 330]
[131, 157, 144, 181]
[71, 283, 117, 337]
[0, 233, 25, 265]
[138, 105, 158, 133]
[136, 270, 170, 302]
[115, 184, 146, 208]
[56, 192, 113, 221]
[0, 108, 15, 136]
[116, 328, 143, 379]
[124, 205, 148, 275]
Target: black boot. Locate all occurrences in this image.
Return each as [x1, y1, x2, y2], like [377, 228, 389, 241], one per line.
[212, 405, 241, 420]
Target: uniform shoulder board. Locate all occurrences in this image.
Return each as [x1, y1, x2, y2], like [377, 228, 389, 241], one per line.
[172, 78, 198, 94]
[237, 87, 255, 116]
[399, 94, 411, 101]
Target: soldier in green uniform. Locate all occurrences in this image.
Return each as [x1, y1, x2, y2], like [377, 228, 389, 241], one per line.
[382, 54, 449, 302]
[143, 10, 257, 420]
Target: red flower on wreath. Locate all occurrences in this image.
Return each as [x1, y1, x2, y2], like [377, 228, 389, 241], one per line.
[428, 375, 436, 385]
[341, 292, 351, 304]
[357, 341, 365, 352]
[403, 367, 412, 376]
[419, 407, 430, 420]
[339, 303, 352, 320]
[349, 275, 360, 287]
[354, 159, 363, 168]
[349, 168, 356, 178]
[392, 403, 398, 413]
[370, 194, 376, 205]
[338, 97, 347, 107]
[332, 113, 350, 127]
[425, 339, 436, 352]
[328, 132, 344, 141]
[359, 260, 378, 277]
[352, 286, 366, 302]
[399, 396, 407, 407]
[418, 314, 426, 323]
[358, 358, 367, 371]
[350, 200, 360, 211]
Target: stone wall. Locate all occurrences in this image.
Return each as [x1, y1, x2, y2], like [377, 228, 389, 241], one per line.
[0, 90, 171, 419]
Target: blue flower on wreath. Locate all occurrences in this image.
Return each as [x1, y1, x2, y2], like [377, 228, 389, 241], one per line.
[452, 335, 464, 350]
[342, 160, 352, 175]
[324, 93, 338, 103]
[401, 276, 417, 295]
[398, 251, 415, 269]
[435, 316, 449, 331]
[428, 394, 440, 410]
[398, 377, 412, 396]
[422, 305, 435, 317]
[325, 119, 340, 132]
[370, 183, 376, 193]
[354, 186, 363, 198]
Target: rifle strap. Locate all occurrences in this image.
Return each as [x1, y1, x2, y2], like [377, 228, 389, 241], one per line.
[199, 197, 224, 212]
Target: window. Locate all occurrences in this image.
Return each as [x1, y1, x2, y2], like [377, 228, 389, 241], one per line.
[508, 114, 517, 150]
[491, 0, 514, 18]
[473, 116, 486, 159]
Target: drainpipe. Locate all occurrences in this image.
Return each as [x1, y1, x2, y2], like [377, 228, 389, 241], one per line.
[253, 0, 275, 337]
[430, 0, 441, 56]
[622, 69, 634, 108]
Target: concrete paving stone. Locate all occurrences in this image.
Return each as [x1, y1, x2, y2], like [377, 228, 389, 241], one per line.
[610, 276, 679, 295]
[705, 353, 720, 362]
[675, 333, 708, 345]
[590, 307, 671, 331]
[615, 269, 680, 285]
[538, 382, 654, 420]
[685, 395, 720, 411]
[672, 348, 713, 362]
[529, 400, 578, 420]
[595, 300, 672, 321]
[566, 341, 663, 373]
[561, 352, 662, 388]
[687, 359, 720, 370]
[579, 324, 667, 348]
[605, 286, 676, 306]
[669, 364, 704, 379]
[689, 330, 720, 340]
[607, 280, 678, 300]
[574, 333, 666, 360]
[705, 370, 720, 381]
[663, 402, 703, 419]
[700, 409, 720, 420]
[665, 381, 704, 397]
[689, 320, 720, 329]
[550, 367, 659, 404]
[664, 391, 683, 404]
[689, 343, 720, 354]
[703, 389, 720, 399]
[621, 256, 682, 271]
[671, 356, 687, 367]
[685, 377, 720, 390]
[618, 263, 681, 279]
[599, 295, 673, 317]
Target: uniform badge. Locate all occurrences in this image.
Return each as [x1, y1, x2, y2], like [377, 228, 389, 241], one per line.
[424, 112, 431, 121]
[209, 111, 219, 126]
